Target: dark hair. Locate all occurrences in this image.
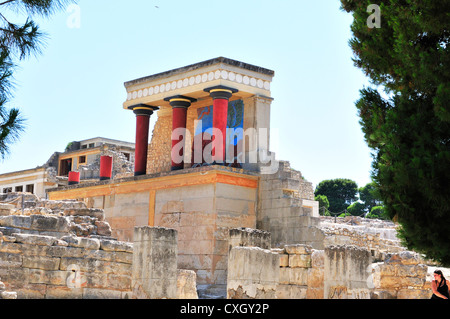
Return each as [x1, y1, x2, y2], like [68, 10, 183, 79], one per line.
[434, 270, 446, 282]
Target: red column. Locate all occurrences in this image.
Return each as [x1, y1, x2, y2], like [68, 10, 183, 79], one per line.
[165, 95, 197, 171]
[130, 105, 159, 176]
[99, 155, 113, 180]
[68, 171, 80, 185]
[204, 86, 238, 164]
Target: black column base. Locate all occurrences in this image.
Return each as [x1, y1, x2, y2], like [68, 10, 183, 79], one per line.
[134, 171, 146, 176]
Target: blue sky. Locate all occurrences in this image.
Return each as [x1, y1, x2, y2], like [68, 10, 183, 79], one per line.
[0, 0, 373, 189]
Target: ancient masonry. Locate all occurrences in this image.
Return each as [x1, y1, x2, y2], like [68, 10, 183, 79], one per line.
[0, 57, 446, 299]
[0, 192, 440, 299]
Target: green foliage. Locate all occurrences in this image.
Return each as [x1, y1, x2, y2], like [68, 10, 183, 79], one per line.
[0, 0, 76, 159]
[367, 206, 388, 220]
[347, 201, 366, 217]
[315, 194, 330, 216]
[341, 0, 450, 266]
[314, 178, 358, 213]
[359, 182, 382, 212]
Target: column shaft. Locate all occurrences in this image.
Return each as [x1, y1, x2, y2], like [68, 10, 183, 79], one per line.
[212, 98, 228, 163]
[204, 86, 239, 165]
[130, 104, 159, 176]
[135, 114, 150, 176]
[171, 107, 188, 170]
[165, 95, 196, 171]
[99, 155, 113, 180]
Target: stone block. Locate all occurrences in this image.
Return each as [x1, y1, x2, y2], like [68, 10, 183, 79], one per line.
[275, 284, 307, 299]
[18, 283, 47, 299]
[29, 269, 68, 286]
[279, 267, 290, 285]
[289, 267, 308, 285]
[61, 235, 100, 250]
[289, 254, 312, 268]
[306, 287, 324, 299]
[132, 226, 178, 299]
[385, 251, 421, 265]
[177, 269, 198, 299]
[228, 227, 271, 251]
[99, 239, 133, 253]
[284, 244, 312, 255]
[397, 288, 430, 299]
[46, 286, 83, 299]
[0, 251, 22, 267]
[30, 215, 70, 233]
[13, 233, 57, 246]
[22, 255, 60, 271]
[1, 291, 17, 299]
[0, 216, 31, 229]
[279, 254, 289, 267]
[95, 221, 112, 236]
[307, 267, 324, 288]
[227, 246, 279, 299]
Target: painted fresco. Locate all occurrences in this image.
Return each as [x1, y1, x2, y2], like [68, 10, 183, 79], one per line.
[192, 99, 244, 167]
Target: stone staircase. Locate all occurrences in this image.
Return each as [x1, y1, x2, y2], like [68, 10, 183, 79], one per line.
[257, 161, 324, 249]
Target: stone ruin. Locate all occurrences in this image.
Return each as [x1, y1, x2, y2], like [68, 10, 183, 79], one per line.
[0, 192, 447, 299]
[0, 193, 196, 299]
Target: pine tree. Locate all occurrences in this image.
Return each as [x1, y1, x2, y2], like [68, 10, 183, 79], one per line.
[341, 0, 450, 265]
[0, 0, 76, 159]
[314, 178, 358, 214]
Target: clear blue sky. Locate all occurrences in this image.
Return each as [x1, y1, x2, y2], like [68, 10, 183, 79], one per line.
[0, 0, 373, 189]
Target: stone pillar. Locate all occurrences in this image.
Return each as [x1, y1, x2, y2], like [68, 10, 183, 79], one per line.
[164, 95, 197, 171]
[227, 246, 279, 299]
[324, 245, 372, 299]
[204, 85, 238, 164]
[99, 155, 112, 180]
[132, 226, 178, 299]
[130, 104, 159, 176]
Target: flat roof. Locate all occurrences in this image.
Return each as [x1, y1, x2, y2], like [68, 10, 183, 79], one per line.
[124, 57, 275, 88]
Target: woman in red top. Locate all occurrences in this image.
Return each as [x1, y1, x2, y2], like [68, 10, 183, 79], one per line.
[431, 270, 450, 299]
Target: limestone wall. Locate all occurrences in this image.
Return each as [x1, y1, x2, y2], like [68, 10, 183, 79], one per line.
[275, 244, 324, 299]
[371, 251, 429, 299]
[0, 230, 133, 299]
[227, 246, 279, 299]
[225, 228, 431, 300]
[324, 245, 372, 299]
[0, 195, 197, 299]
[320, 216, 403, 256]
[132, 226, 178, 299]
[146, 110, 172, 175]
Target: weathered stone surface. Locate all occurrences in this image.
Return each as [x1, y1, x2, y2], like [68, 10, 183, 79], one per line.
[100, 239, 133, 253]
[227, 246, 279, 299]
[60, 235, 100, 250]
[13, 233, 57, 246]
[22, 255, 60, 271]
[285, 244, 312, 255]
[132, 226, 178, 299]
[1, 291, 17, 299]
[0, 216, 31, 229]
[30, 215, 70, 233]
[177, 269, 198, 299]
[289, 254, 311, 268]
[95, 221, 112, 236]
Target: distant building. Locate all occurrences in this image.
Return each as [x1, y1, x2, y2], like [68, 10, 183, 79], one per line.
[0, 137, 135, 198]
